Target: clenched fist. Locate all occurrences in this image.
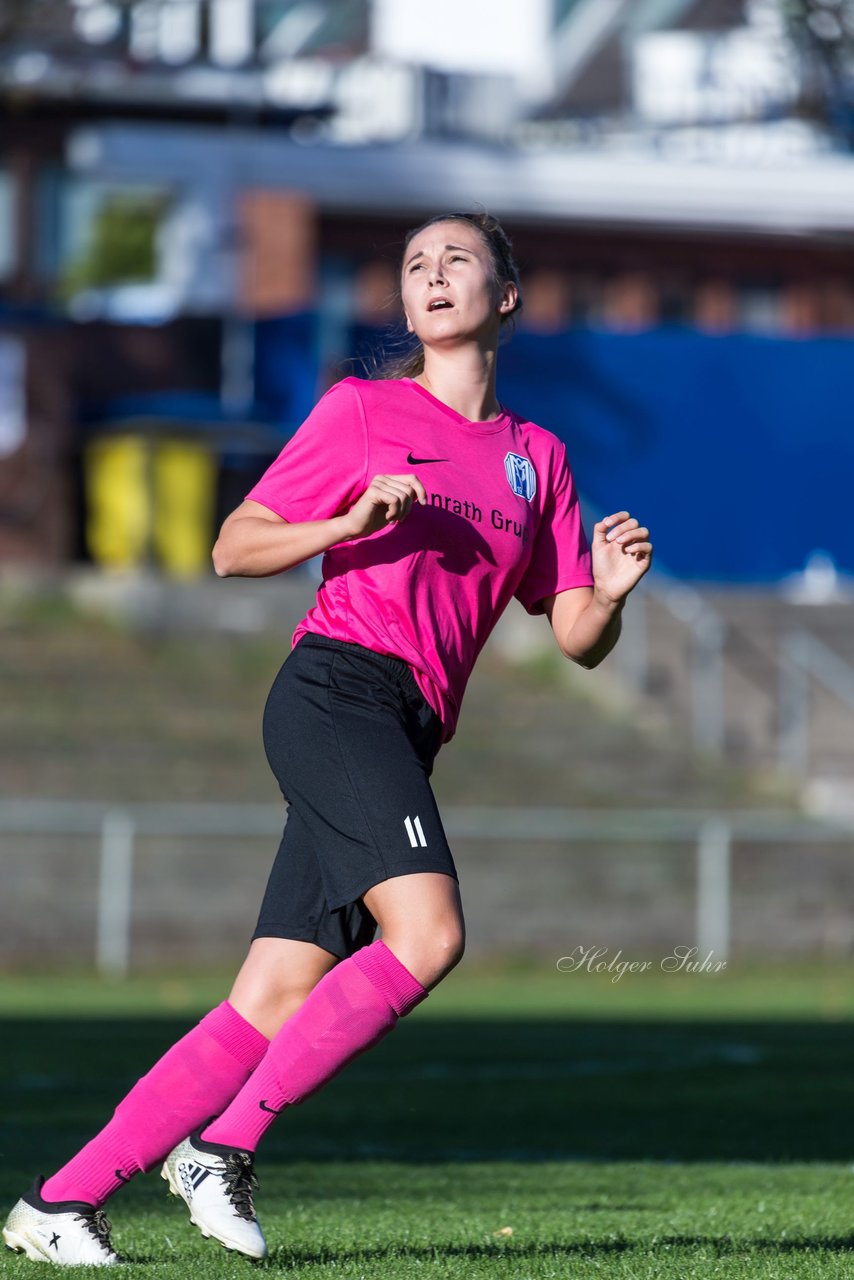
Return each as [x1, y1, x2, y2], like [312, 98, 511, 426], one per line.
[340, 474, 428, 541]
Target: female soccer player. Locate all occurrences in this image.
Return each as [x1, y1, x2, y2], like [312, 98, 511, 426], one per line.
[3, 210, 652, 1265]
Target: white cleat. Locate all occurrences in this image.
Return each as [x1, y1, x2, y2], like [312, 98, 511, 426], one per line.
[161, 1129, 267, 1260]
[2, 1178, 119, 1266]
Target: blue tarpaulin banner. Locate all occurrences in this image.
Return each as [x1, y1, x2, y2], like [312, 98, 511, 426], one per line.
[496, 328, 852, 584]
[254, 311, 319, 431]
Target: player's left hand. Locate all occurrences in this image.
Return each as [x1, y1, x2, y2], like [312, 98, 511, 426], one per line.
[591, 511, 653, 604]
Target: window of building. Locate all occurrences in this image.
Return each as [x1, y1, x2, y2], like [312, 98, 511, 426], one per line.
[36, 172, 171, 303]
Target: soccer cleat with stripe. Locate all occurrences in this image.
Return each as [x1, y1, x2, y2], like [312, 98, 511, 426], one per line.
[2, 1178, 119, 1266]
[161, 1128, 267, 1259]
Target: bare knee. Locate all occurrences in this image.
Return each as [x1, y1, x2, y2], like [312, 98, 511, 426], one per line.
[382, 923, 465, 992]
[430, 924, 466, 982]
[362, 871, 466, 992]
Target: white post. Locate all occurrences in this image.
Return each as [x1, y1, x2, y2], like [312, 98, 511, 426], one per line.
[209, 0, 254, 66]
[696, 818, 730, 963]
[97, 809, 135, 978]
[779, 631, 810, 773]
[693, 613, 726, 753]
[614, 588, 647, 695]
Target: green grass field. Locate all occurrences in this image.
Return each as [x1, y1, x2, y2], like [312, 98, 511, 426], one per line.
[3, 961, 854, 1278]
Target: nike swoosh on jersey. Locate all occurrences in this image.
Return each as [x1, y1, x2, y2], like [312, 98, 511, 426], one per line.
[407, 451, 448, 465]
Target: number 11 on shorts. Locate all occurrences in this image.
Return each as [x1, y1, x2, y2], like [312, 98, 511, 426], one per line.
[404, 816, 427, 848]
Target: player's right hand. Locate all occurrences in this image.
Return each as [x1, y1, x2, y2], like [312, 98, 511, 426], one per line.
[341, 474, 428, 540]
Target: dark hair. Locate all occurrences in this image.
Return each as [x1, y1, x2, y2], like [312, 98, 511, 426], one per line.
[367, 210, 524, 381]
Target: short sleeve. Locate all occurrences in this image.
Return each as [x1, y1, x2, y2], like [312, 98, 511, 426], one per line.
[244, 379, 368, 522]
[515, 443, 593, 615]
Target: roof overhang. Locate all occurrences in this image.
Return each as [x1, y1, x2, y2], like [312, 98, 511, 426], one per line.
[66, 123, 854, 239]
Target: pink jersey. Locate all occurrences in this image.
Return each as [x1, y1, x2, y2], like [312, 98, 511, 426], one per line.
[245, 376, 593, 743]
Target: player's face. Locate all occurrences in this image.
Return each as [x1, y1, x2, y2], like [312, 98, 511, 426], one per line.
[401, 221, 511, 348]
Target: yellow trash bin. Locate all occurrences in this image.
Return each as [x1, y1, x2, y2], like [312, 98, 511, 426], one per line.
[152, 437, 217, 579]
[85, 433, 217, 577]
[84, 434, 151, 571]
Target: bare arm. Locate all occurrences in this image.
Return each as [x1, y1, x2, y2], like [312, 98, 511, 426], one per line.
[542, 585, 623, 670]
[212, 474, 428, 578]
[542, 510, 652, 669]
[212, 500, 350, 578]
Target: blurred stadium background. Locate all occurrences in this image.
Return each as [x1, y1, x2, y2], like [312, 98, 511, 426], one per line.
[1, 0, 853, 976]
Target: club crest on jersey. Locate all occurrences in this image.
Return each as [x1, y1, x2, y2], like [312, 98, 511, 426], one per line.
[504, 452, 537, 502]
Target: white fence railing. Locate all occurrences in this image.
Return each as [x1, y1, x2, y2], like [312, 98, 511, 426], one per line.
[779, 630, 854, 773]
[615, 582, 854, 772]
[2, 800, 853, 978]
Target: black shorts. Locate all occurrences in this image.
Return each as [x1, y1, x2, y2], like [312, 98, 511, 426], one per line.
[253, 634, 458, 960]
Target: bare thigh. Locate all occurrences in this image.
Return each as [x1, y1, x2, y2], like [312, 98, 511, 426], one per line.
[228, 937, 340, 1039]
[362, 871, 465, 991]
[228, 871, 463, 1036]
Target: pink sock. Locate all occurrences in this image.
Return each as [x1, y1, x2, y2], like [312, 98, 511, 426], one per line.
[203, 941, 427, 1152]
[41, 1001, 268, 1207]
